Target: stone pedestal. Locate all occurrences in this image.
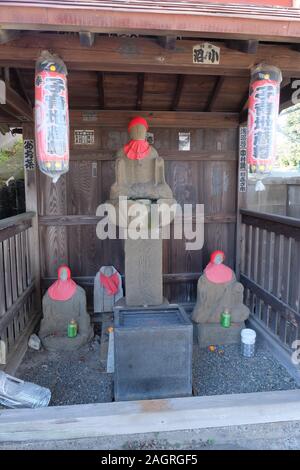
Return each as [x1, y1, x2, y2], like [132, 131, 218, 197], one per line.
[125, 238, 163, 306]
[194, 322, 245, 348]
[114, 305, 193, 401]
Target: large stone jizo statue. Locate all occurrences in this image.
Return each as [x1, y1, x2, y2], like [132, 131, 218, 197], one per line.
[107, 117, 175, 306]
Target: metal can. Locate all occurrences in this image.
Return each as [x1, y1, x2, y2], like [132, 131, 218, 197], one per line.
[67, 319, 78, 338]
[220, 309, 231, 328]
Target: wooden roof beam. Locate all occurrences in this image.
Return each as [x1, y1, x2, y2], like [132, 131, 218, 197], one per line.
[226, 40, 259, 54]
[157, 36, 177, 51]
[1, 35, 300, 77]
[239, 89, 250, 113]
[1, 83, 32, 121]
[171, 75, 185, 111]
[0, 107, 21, 128]
[136, 73, 144, 110]
[0, 30, 20, 45]
[280, 79, 295, 111]
[205, 76, 225, 112]
[70, 110, 239, 129]
[79, 32, 95, 48]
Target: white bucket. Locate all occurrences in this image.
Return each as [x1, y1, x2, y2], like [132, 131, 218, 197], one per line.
[241, 328, 256, 357]
[241, 328, 256, 344]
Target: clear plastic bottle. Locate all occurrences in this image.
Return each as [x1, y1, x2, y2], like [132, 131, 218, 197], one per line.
[241, 328, 256, 358]
[0, 371, 51, 409]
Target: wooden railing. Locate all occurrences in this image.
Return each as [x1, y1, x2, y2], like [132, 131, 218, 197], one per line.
[0, 212, 40, 370]
[240, 209, 300, 352]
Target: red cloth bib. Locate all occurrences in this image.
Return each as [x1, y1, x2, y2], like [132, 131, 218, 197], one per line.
[205, 262, 233, 284]
[48, 265, 77, 301]
[100, 272, 120, 296]
[123, 140, 150, 160]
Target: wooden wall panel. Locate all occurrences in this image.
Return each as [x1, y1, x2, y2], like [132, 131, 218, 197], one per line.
[38, 124, 238, 304]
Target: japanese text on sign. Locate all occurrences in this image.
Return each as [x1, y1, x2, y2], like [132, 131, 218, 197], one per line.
[193, 43, 220, 65]
[24, 139, 35, 170]
[43, 76, 68, 156]
[239, 127, 247, 193]
[252, 83, 277, 163]
[74, 130, 95, 145]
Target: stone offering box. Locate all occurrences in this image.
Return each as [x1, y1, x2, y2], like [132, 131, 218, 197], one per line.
[114, 305, 193, 401]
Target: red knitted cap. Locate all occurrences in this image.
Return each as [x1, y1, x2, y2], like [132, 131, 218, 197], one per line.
[210, 250, 225, 264]
[128, 116, 149, 131]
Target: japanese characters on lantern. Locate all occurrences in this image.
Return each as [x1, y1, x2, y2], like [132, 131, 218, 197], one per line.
[247, 64, 282, 174]
[35, 51, 69, 183]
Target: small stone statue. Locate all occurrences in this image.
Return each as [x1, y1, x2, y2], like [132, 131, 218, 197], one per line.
[94, 265, 123, 313]
[192, 250, 250, 324]
[39, 265, 93, 351]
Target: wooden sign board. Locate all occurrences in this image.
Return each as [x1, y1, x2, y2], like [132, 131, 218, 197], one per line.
[193, 43, 220, 65]
[24, 139, 35, 170]
[239, 126, 248, 193]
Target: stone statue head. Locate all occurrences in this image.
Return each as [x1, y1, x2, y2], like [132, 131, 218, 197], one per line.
[103, 266, 114, 277]
[210, 250, 225, 265]
[128, 116, 149, 141]
[58, 265, 71, 281]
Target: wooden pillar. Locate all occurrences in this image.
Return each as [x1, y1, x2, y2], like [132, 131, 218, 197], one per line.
[23, 123, 41, 311]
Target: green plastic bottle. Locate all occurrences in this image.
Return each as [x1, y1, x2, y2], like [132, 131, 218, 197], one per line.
[220, 308, 231, 328]
[67, 319, 78, 338]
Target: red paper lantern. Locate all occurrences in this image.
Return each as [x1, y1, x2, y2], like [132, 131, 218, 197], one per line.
[247, 64, 282, 174]
[35, 51, 69, 183]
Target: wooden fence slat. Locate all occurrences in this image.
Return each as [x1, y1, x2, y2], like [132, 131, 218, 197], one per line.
[9, 236, 18, 303]
[15, 233, 24, 297]
[3, 239, 12, 311]
[24, 229, 32, 284]
[0, 242, 5, 317]
[20, 231, 28, 289]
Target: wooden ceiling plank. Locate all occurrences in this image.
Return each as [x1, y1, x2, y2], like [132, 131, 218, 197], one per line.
[15, 68, 32, 106]
[205, 76, 225, 112]
[171, 74, 185, 111]
[136, 73, 144, 110]
[97, 71, 105, 109]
